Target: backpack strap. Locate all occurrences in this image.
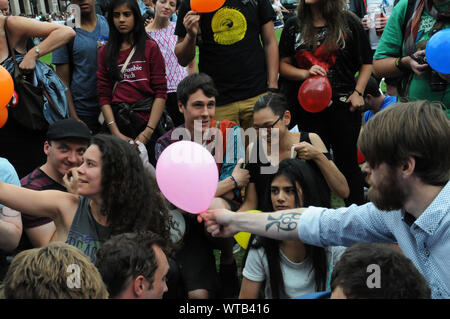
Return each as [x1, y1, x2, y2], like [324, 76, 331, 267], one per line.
[402, 0, 417, 38]
[67, 32, 75, 85]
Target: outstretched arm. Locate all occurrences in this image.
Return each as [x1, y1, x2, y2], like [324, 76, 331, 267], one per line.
[0, 180, 75, 221]
[202, 208, 305, 241]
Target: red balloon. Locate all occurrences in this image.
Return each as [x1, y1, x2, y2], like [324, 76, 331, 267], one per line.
[0, 65, 14, 109]
[191, 0, 225, 13]
[357, 148, 365, 165]
[0, 105, 8, 129]
[298, 76, 332, 113]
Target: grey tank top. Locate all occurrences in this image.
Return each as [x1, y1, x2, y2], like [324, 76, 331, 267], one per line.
[65, 196, 111, 262]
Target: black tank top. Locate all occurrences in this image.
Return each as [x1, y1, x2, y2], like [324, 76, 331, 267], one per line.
[248, 132, 331, 210]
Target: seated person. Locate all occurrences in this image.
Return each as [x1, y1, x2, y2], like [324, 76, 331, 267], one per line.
[361, 76, 397, 124]
[19, 119, 91, 250]
[241, 93, 349, 212]
[95, 231, 170, 299]
[296, 242, 431, 299]
[155, 73, 249, 299]
[2, 242, 108, 299]
[240, 159, 346, 299]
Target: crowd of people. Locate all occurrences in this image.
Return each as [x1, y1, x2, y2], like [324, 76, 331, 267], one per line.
[0, 0, 448, 300]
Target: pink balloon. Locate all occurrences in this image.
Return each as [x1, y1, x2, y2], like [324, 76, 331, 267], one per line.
[155, 141, 218, 214]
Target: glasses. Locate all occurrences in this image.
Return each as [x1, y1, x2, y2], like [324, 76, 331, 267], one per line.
[253, 115, 282, 132]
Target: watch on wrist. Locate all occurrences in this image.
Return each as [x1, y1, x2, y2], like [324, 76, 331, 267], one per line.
[34, 46, 41, 58]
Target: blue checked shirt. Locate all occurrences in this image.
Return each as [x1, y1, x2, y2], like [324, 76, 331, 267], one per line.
[298, 181, 450, 299]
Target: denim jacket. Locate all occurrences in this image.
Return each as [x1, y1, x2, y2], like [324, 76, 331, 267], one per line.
[2, 55, 69, 124]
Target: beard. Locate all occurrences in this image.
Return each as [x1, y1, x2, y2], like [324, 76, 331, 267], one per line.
[368, 169, 407, 211]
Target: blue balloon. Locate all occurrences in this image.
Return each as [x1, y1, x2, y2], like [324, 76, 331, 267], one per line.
[426, 29, 450, 75]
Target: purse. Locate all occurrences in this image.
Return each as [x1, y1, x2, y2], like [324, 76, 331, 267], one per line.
[111, 47, 174, 139]
[4, 17, 60, 131]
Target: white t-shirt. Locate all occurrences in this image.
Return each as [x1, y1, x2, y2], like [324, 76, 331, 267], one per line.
[242, 244, 346, 299]
[366, 0, 394, 50]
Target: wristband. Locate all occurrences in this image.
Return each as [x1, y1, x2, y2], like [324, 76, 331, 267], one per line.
[395, 56, 409, 72]
[146, 125, 155, 131]
[268, 88, 280, 93]
[230, 175, 239, 189]
[106, 120, 115, 126]
[354, 89, 363, 96]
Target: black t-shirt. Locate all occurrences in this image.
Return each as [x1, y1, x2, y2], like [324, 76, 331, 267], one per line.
[278, 12, 372, 98]
[175, 0, 276, 106]
[247, 132, 331, 210]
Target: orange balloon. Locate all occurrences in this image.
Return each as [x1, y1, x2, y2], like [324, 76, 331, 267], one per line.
[0, 105, 8, 129]
[191, 0, 225, 13]
[0, 65, 14, 109]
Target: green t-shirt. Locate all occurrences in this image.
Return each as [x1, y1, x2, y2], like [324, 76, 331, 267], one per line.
[374, 0, 450, 110]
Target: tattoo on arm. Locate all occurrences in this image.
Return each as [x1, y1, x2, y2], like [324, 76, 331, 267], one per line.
[0, 207, 20, 218]
[265, 212, 302, 232]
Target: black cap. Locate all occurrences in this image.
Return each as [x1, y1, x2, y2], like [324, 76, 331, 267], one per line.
[47, 119, 91, 142]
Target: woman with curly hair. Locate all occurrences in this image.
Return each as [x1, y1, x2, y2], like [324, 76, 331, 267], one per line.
[0, 134, 173, 262]
[278, 0, 373, 206]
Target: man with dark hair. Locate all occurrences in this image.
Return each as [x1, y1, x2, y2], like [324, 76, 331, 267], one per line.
[174, 0, 279, 130]
[330, 243, 431, 299]
[52, 0, 109, 133]
[361, 75, 397, 123]
[155, 73, 249, 299]
[95, 231, 169, 299]
[297, 243, 431, 299]
[202, 100, 450, 298]
[19, 119, 91, 250]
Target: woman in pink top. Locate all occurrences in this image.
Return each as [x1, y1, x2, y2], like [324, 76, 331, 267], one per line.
[146, 0, 196, 127]
[97, 0, 167, 164]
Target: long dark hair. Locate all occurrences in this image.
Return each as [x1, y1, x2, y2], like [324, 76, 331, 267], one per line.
[251, 159, 329, 298]
[297, 0, 348, 51]
[106, 0, 149, 82]
[92, 134, 173, 249]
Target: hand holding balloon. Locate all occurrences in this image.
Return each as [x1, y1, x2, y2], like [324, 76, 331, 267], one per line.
[308, 64, 327, 77]
[183, 11, 200, 38]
